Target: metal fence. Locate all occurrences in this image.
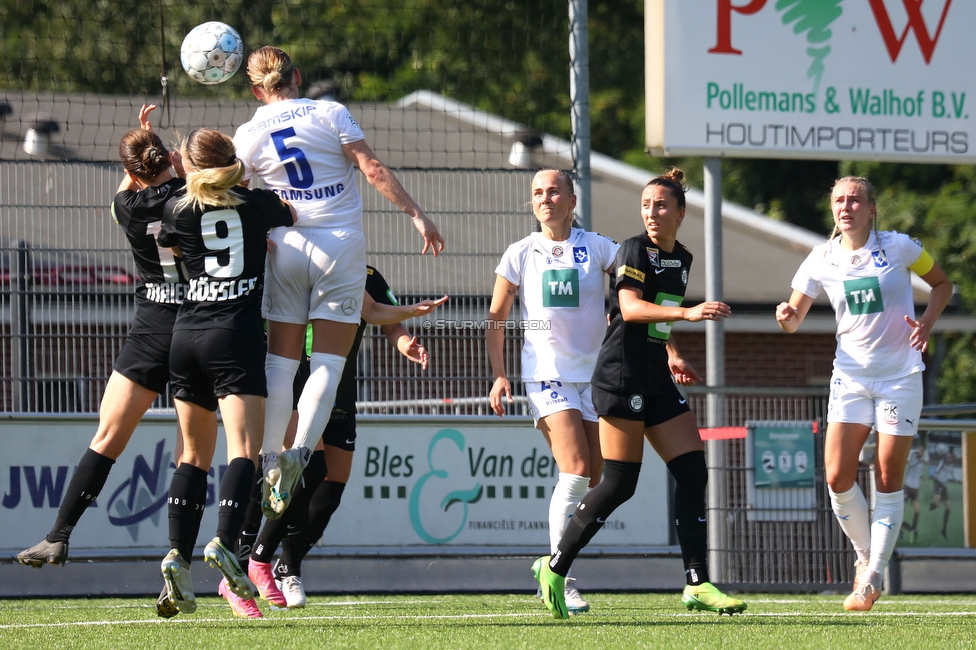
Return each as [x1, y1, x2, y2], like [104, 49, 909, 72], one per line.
[2, 161, 965, 590]
[0, 161, 536, 414]
[683, 387, 862, 588]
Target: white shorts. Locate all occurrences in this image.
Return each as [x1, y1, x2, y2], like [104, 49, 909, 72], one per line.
[827, 371, 923, 437]
[525, 380, 597, 427]
[262, 226, 367, 325]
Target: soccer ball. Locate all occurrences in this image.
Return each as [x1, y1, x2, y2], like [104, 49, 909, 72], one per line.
[180, 22, 244, 85]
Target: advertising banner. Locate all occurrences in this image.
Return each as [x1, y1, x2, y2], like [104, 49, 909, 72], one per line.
[0, 417, 669, 553]
[646, 0, 975, 163]
[746, 420, 816, 522]
[752, 422, 815, 489]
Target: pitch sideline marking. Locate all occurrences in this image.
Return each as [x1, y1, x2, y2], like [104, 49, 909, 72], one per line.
[4, 609, 976, 630]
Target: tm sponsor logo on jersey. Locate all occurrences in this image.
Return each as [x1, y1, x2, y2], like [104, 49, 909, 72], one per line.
[247, 104, 318, 133]
[271, 182, 345, 202]
[187, 276, 257, 302]
[843, 277, 884, 315]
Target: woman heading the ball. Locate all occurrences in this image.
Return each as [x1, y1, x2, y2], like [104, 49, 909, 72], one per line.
[775, 176, 951, 611]
[534, 169, 746, 619]
[232, 46, 444, 522]
[487, 169, 618, 614]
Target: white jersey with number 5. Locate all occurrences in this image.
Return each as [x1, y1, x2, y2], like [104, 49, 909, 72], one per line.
[791, 230, 925, 381]
[495, 228, 618, 382]
[233, 98, 366, 229]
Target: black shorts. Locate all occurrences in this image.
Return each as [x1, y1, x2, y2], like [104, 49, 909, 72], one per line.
[113, 332, 173, 394]
[904, 485, 919, 502]
[169, 328, 267, 411]
[933, 479, 949, 502]
[321, 406, 356, 451]
[592, 384, 691, 428]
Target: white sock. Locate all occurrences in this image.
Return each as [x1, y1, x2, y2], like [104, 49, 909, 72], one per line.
[867, 489, 905, 588]
[549, 473, 590, 555]
[292, 352, 346, 451]
[263, 355, 301, 455]
[829, 485, 872, 564]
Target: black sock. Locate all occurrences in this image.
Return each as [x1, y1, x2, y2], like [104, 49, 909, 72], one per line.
[549, 459, 641, 577]
[168, 463, 209, 561]
[215, 458, 256, 551]
[47, 449, 115, 544]
[252, 450, 327, 564]
[192, 472, 208, 548]
[943, 508, 950, 532]
[298, 480, 347, 564]
[237, 457, 264, 572]
[668, 450, 710, 586]
[910, 511, 919, 531]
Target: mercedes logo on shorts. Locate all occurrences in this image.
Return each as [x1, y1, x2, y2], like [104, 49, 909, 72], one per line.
[341, 298, 358, 315]
[629, 394, 643, 412]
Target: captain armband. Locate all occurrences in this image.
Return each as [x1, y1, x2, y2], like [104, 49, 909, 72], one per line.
[909, 249, 935, 276]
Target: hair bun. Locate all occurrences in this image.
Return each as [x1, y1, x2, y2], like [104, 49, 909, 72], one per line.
[663, 167, 685, 187]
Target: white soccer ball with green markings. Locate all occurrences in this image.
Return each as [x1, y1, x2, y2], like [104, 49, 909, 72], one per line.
[180, 22, 244, 85]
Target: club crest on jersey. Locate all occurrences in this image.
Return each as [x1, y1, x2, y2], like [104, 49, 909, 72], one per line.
[646, 247, 660, 267]
[872, 250, 888, 268]
[551, 246, 564, 258]
[573, 247, 588, 264]
[681, 268, 688, 285]
[629, 394, 644, 412]
[851, 254, 861, 265]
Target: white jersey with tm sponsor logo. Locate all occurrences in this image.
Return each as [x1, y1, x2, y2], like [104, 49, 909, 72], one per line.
[233, 98, 366, 230]
[792, 230, 925, 381]
[495, 228, 618, 382]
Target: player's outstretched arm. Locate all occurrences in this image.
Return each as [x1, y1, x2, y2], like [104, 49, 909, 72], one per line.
[362, 293, 448, 326]
[342, 140, 445, 256]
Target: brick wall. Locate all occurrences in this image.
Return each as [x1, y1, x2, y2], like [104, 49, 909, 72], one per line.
[672, 332, 837, 387]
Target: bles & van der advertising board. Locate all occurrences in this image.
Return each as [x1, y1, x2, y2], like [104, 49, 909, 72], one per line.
[646, 0, 975, 162]
[0, 418, 669, 553]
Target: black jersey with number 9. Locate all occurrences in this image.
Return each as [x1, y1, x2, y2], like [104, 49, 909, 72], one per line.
[159, 187, 293, 333]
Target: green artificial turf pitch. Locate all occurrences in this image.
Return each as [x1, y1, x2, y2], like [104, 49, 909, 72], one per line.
[2, 592, 975, 649]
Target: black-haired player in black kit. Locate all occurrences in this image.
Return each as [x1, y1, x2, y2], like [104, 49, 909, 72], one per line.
[16, 106, 197, 614]
[236, 266, 444, 611]
[534, 168, 747, 619]
[156, 127, 296, 616]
